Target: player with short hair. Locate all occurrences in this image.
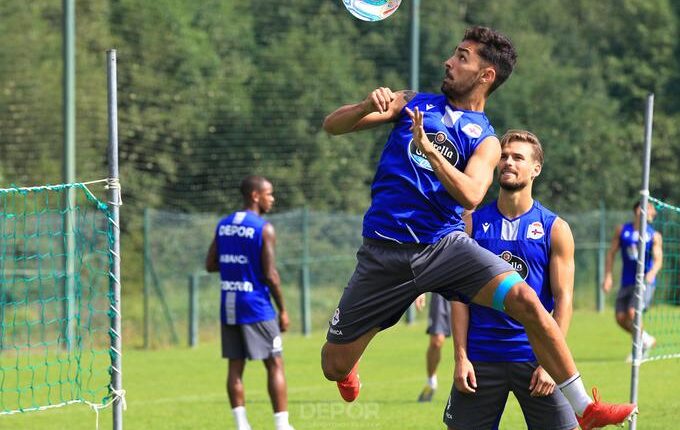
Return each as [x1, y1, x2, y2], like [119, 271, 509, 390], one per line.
[206, 175, 294, 430]
[602, 201, 663, 358]
[320, 26, 636, 430]
[415, 292, 451, 402]
[444, 130, 578, 430]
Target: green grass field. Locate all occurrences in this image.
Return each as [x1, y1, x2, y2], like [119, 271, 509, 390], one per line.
[4, 309, 679, 430]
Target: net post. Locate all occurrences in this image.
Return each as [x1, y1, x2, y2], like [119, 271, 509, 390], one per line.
[629, 93, 654, 430]
[406, 0, 420, 325]
[188, 273, 200, 347]
[300, 206, 311, 336]
[107, 48, 124, 430]
[143, 208, 150, 349]
[62, 0, 76, 352]
[597, 199, 606, 312]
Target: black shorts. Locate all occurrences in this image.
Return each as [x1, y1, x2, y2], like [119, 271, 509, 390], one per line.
[326, 232, 513, 344]
[443, 361, 578, 430]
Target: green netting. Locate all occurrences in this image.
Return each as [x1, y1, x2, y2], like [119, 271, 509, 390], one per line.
[0, 183, 114, 414]
[143, 207, 630, 347]
[642, 197, 680, 362]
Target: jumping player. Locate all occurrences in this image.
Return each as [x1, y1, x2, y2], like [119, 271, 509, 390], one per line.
[320, 26, 637, 430]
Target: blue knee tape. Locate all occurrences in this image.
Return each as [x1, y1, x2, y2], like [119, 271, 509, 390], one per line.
[492, 272, 523, 311]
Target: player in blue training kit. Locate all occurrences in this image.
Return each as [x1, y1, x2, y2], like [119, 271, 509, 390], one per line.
[320, 26, 635, 429]
[444, 130, 578, 430]
[603, 201, 663, 359]
[206, 176, 294, 430]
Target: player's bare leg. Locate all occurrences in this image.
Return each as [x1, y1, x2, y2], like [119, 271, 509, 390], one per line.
[263, 356, 288, 412]
[264, 356, 294, 430]
[227, 359, 247, 407]
[227, 359, 252, 430]
[418, 334, 445, 402]
[321, 327, 380, 402]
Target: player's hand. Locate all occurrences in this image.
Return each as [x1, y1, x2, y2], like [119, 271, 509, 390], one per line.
[415, 294, 426, 311]
[602, 275, 612, 294]
[404, 107, 433, 156]
[454, 358, 477, 394]
[644, 273, 655, 285]
[361, 87, 396, 114]
[278, 310, 290, 333]
[529, 365, 555, 397]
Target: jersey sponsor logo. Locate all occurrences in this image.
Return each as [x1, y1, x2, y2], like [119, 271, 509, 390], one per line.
[221, 280, 254, 292]
[461, 123, 483, 138]
[499, 251, 529, 279]
[527, 222, 544, 240]
[218, 224, 255, 238]
[425, 103, 435, 111]
[442, 106, 463, 128]
[232, 211, 247, 225]
[331, 308, 340, 326]
[482, 222, 491, 233]
[219, 254, 249, 264]
[408, 131, 459, 171]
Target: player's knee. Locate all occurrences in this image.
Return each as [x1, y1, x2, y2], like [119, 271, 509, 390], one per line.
[504, 284, 543, 324]
[321, 344, 349, 381]
[430, 334, 445, 349]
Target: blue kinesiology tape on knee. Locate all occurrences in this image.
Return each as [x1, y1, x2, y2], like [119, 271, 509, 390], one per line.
[492, 272, 523, 311]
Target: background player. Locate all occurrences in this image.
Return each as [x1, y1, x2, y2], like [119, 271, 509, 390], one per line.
[444, 130, 578, 430]
[602, 201, 663, 358]
[415, 293, 451, 402]
[206, 175, 294, 430]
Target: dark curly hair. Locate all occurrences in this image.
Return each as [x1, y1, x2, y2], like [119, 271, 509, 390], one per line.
[463, 26, 517, 94]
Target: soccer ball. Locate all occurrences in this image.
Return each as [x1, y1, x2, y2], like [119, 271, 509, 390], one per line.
[342, 0, 402, 22]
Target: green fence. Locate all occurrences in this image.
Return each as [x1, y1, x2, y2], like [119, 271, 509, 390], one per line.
[143, 206, 631, 348]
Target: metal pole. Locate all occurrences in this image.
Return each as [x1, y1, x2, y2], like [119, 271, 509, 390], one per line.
[62, 0, 76, 351]
[107, 49, 124, 430]
[629, 93, 654, 430]
[300, 207, 311, 336]
[597, 200, 606, 312]
[143, 208, 150, 349]
[189, 273, 200, 347]
[406, 0, 420, 325]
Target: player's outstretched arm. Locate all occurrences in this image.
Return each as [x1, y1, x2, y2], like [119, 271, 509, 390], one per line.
[322, 88, 414, 135]
[205, 238, 219, 272]
[262, 223, 289, 332]
[451, 300, 476, 393]
[602, 224, 623, 293]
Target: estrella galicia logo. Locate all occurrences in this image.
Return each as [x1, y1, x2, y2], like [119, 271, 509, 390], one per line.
[408, 131, 459, 171]
[499, 251, 529, 279]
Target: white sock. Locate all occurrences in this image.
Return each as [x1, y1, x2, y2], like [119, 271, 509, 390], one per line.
[274, 411, 291, 430]
[232, 406, 251, 430]
[428, 375, 438, 389]
[642, 331, 654, 344]
[557, 373, 592, 415]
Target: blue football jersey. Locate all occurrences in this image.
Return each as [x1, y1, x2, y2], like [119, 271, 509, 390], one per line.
[468, 200, 558, 362]
[619, 222, 656, 288]
[362, 93, 496, 244]
[215, 210, 276, 324]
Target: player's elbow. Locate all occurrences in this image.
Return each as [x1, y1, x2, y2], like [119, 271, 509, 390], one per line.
[322, 117, 343, 135]
[460, 193, 484, 210]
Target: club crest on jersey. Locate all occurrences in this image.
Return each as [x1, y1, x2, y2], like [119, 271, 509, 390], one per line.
[331, 308, 340, 326]
[499, 251, 529, 279]
[461, 123, 483, 138]
[527, 222, 544, 240]
[408, 131, 459, 171]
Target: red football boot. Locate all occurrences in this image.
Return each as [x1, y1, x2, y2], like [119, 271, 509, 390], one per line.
[576, 388, 638, 430]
